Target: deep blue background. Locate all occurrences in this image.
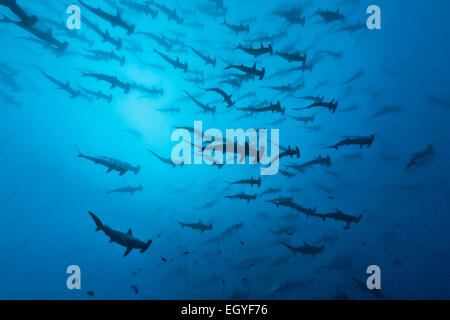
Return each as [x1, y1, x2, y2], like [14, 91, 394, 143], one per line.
[0, 0, 449, 299]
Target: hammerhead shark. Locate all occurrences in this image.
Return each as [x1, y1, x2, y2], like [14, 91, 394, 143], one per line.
[0, 0, 37, 26]
[294, 99, 338, 113]
[279, 169, 296, 178]
[281, 241, 324, 257]
[78, 85, 113, 103]
[225, 192, 257, 203]
[84, 17, 122, 50]
[287, 114, 315, 124]
[156, 106, 180, 114]
[82, 48, 125, 65]
[275, 51, 307, 64]
[88, 211, 152, 257]
[224, 63, 265, 80]
[150, 2, 183, 24]
[315, 209, 362, 230]
[270, 146, 300, 163]
[154, 49, 188, 72]
[107, 185, 143, 196]
[404, 144, 435, 172]
[326, 135, 375, 150]
[136, 32, 172, 51]
[183, 90, 216, 114]
[267, 197, 316, 217]
[79, 0, 135, 34]
[190, 139, 263, 164]
[188, 46, 216, 67]
[259, 187, 282, 197]
[266, 196, 294, 207]
[39, 69, 80, 99]
[239, 101, 285, 115]
[147, 149, 182, 168]
[77, 147, 140, 175]
[222, 222, 244, 236]
[336, 69, 364, 86]
[315, 9, 345, 24]
[132, 83, 164, 97]
[334, 22, 365, 34]
[262, 83, 304, 94]
[287, 155, 331, 172]
[222, 20, 249, 34]
[295, 95, 324, 103]
[82, 72, 131, 93]
[179, 220, 212, 233]
[206, 87, 235, 107]
[226, 176, 262, 187]
[236, 43, 273, 57]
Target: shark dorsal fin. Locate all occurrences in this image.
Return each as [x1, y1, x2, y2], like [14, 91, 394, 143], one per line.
[198, 219, 202, 224]
[127, 228, 132, 235]
[253, 62, 256, 68]
[303, 241, 309, 247]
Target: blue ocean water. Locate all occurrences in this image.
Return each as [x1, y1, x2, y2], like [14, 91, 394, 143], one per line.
[0, 0, 449, 300]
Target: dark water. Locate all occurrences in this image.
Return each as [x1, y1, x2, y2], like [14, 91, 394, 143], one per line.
[0, 0, 449, 299]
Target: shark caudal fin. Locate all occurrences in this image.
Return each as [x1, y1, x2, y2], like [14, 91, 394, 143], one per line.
[281, 242, 296, 255]
[259, 67, 266, 80]
[356, 214, 363, 223]
[75, 145, 84, 157]
[88, 211, 103, 231]
[140, 240, 152, 253]
[133, 165, 140, 175]
[178, 222, 185, 228]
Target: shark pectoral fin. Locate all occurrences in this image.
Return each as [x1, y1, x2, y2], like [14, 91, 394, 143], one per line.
[124, 247, 132, 257]
[109, 238, 114, 243]
[106, 167, 113, 173]
[119, 171, 126, 176]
